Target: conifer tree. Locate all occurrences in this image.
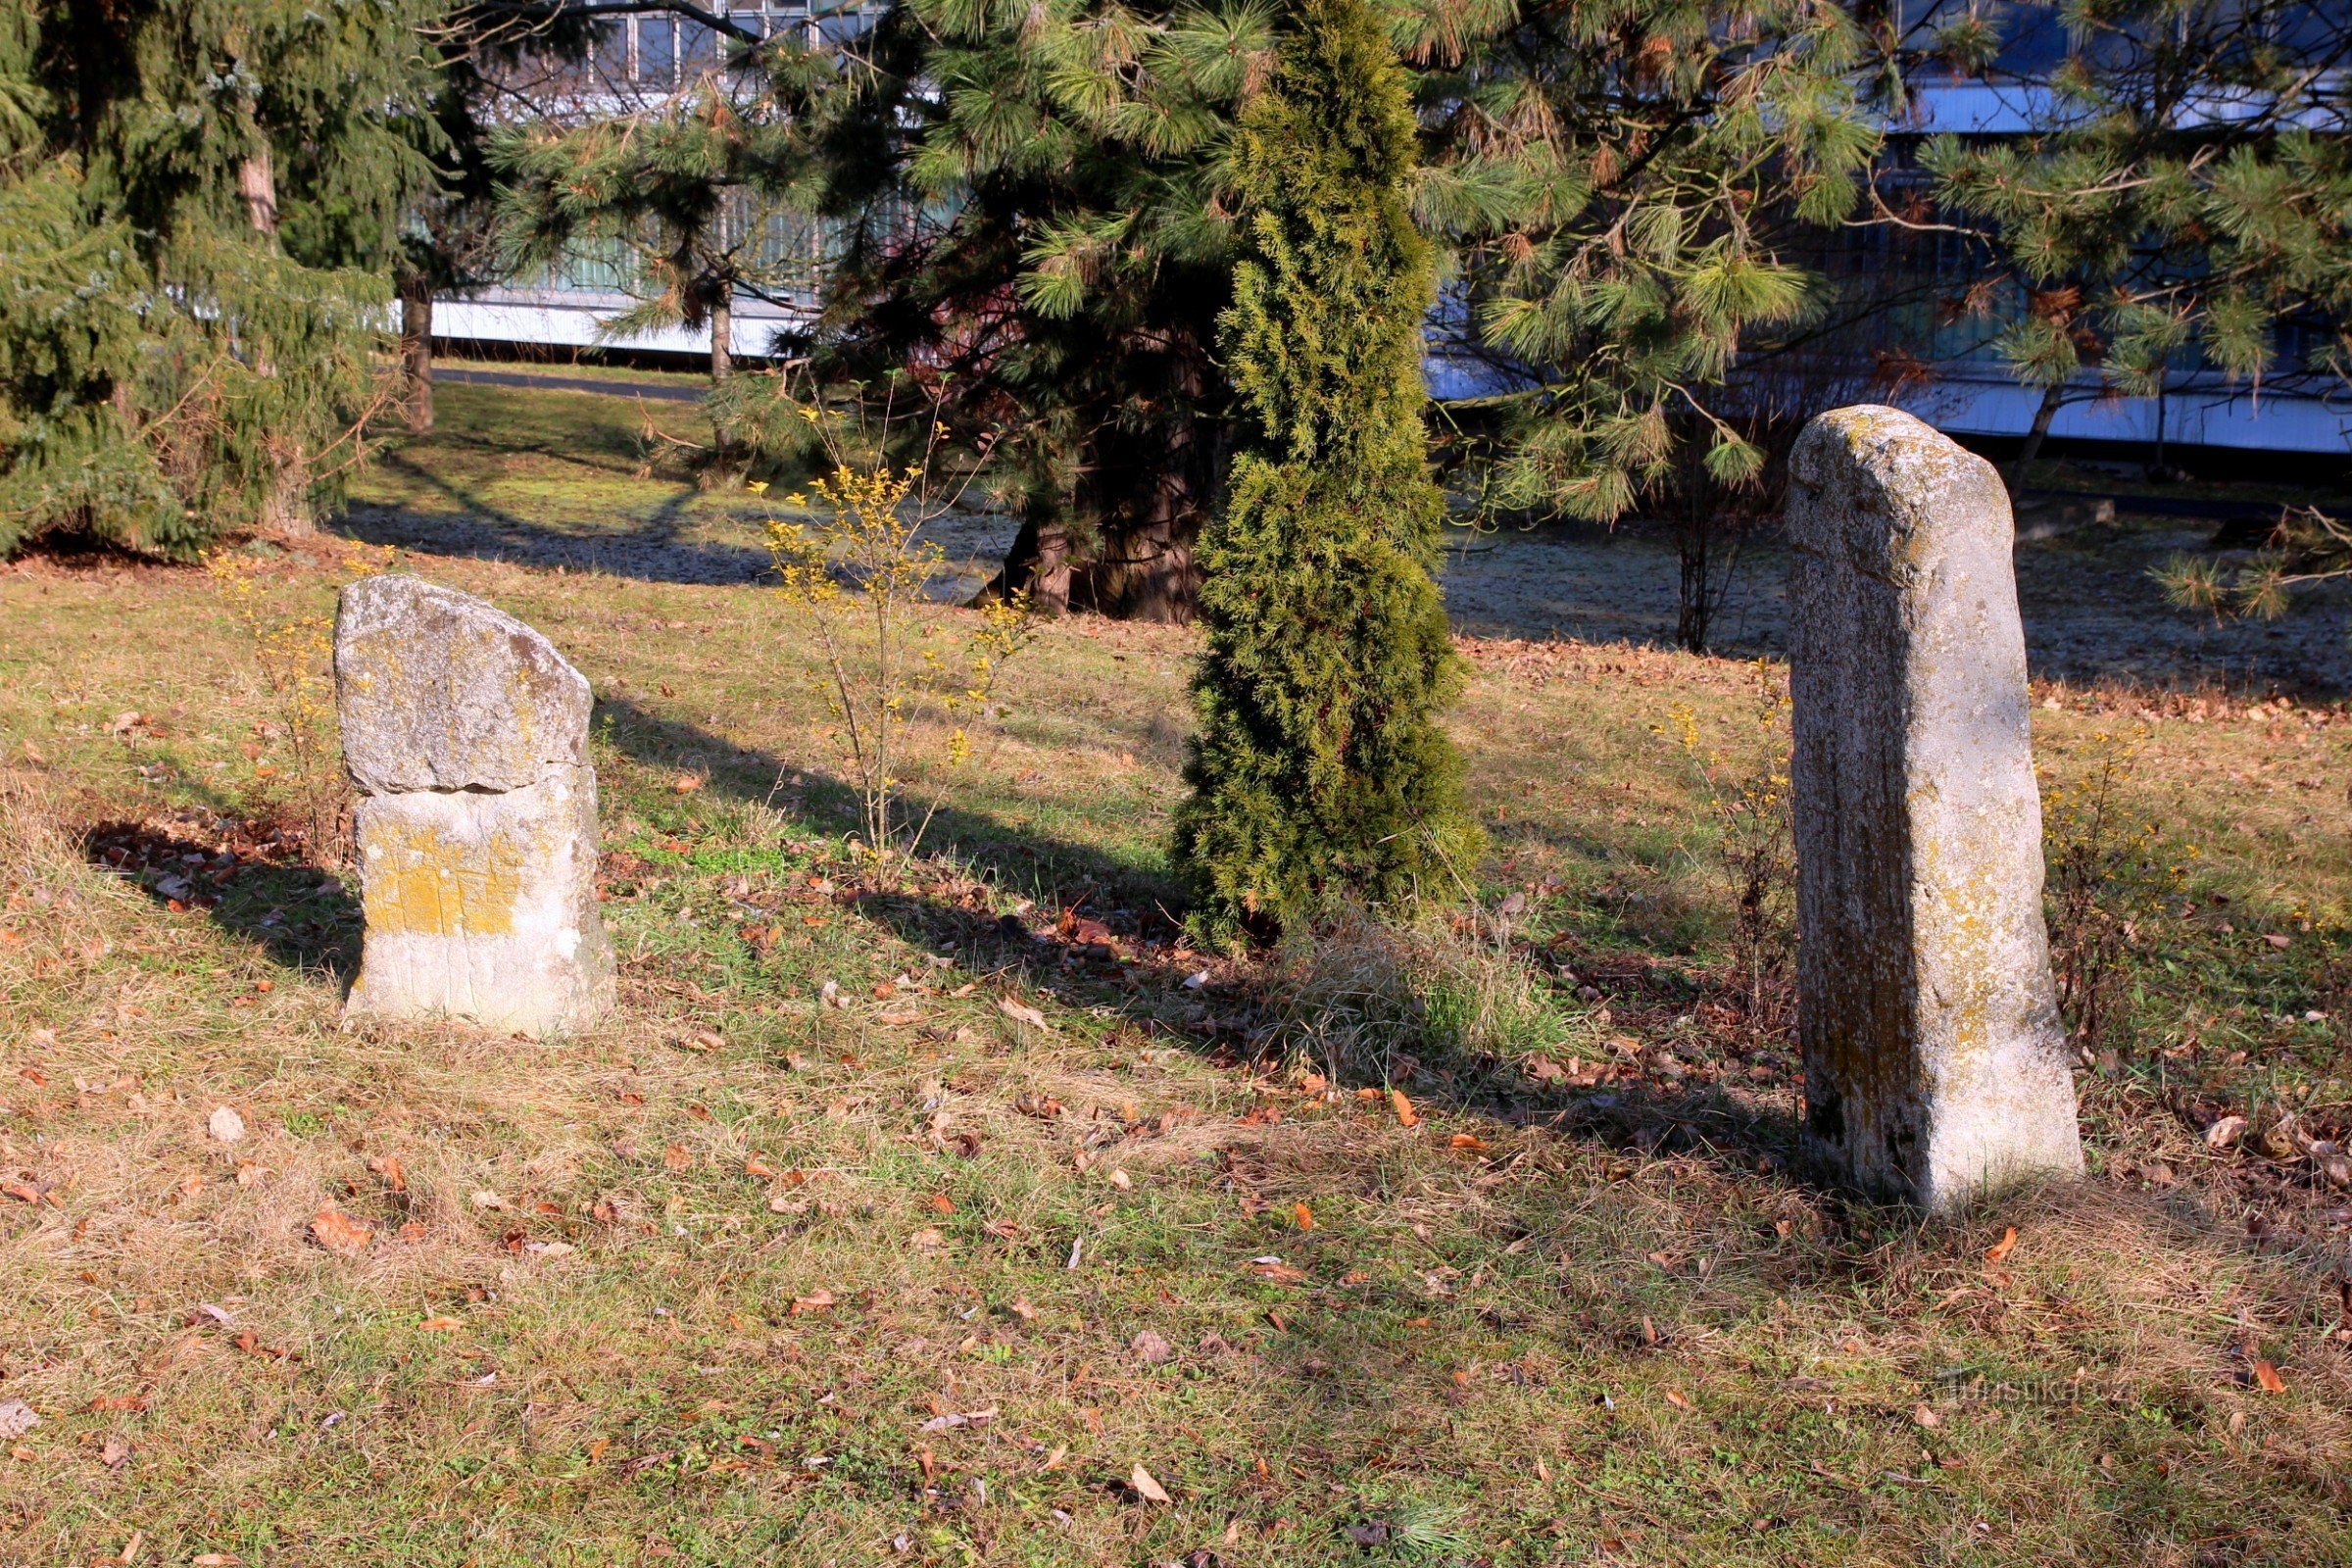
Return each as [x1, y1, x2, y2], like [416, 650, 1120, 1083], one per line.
[1921, 0, 2352, 491]
[496, 71, 796, 458]
[1401, 0, 1881, 654]
[0, 0, 435, 557]
[1171, 0, 1476, 947]
[766, 0, 1267, 618]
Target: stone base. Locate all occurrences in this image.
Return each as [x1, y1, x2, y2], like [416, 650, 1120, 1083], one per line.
[346, 767, 612, 1037]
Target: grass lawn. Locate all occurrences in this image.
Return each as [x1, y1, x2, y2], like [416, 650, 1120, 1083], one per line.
[3, 384, 2351, 1565]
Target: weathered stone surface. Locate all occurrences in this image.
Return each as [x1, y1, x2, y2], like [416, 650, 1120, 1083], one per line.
[335, 574, 590, 795]
[1786, 405, 2083, 1211]
[337, 575, 612, 1036]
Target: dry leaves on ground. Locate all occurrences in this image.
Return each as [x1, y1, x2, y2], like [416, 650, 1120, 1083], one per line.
[310, 1206, 374, 1256]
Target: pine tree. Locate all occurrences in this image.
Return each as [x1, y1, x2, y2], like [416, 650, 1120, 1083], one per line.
[1406, 0, 1878, 650]
[767, 0, 1266, 619]
[1171, 0, 1476, 948]
[497, 73, 784, 394]
[1, 0, 434, 558]
[1921, 0, 2352, 490]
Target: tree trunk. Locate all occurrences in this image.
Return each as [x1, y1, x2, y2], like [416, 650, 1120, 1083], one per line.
[979, 351, 1216, 620]
[238, 147, 280, 236]
[242, 144, 316, 539]
[2005, 382, 2067, 497]
[708, 282, 733, 466]
[398, 273, 435, 435]
[982, 514, 1075, 615]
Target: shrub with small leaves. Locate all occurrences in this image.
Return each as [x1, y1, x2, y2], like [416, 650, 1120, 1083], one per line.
[761, 393, 1036, 864]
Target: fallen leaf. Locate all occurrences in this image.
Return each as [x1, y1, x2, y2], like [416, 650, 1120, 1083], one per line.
[1107, 1168, 1133, 1191]
[1390, 1088, 1418, 1128]
[1130, 1462, 1173, 1504]
[671, 773, 705, 794]
[2205, 1115, 2247, 1152]
[470, 1190, 507, 1210]
[1131, 1330, 1175, 1364]
[998, 997, 1051, 1030]
[310, 1206, 374, 1256]
[790, 1290, 835, 1316]
[1245, 1257, 1310, 1285]
[1449, 1133, 1489, 1152]
[909, 1227, 945, 1250]
[662, 1144, 692, 1172]
[1663, 1389, 1691, 1410]
[368, 1154, 406, 1192]
[2265, 933, 2292, 950]
[917, 1407, 998, 1433]
[745, 1154, 777, 1178]
[419, 1315, 464, 1333]
[0, 1400, 37, 1440]
[87, 1395, 148, 1413]
[1984, 1226, 2019, 1263]
[207, 1105, 244, 1143]
[681, 1028, 724, 1053]
[192, 1555, 242, 1565]
[100, 1434, 129, 1469]
[2254, 1359, 2287, 1394]
[927, 1192, 956, 1215]
[1294, 1201, 1315, 1231]
[1913, 1403, 1942, 1429]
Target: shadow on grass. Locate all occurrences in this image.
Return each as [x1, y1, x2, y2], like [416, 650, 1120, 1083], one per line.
[80, 810, 362, 982]
[340, 453, 773, 586]
[595, 694, 1177, 909]
[598, 694, 1819, 1193]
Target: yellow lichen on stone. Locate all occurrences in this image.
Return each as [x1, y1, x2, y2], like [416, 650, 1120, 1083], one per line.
[360, 818, 524, 937]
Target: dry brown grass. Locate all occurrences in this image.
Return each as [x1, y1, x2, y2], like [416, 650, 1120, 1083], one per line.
[4, 388, 2351, 1563]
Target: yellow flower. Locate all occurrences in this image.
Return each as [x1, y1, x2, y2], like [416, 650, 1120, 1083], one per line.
[748, 479, 769, 495]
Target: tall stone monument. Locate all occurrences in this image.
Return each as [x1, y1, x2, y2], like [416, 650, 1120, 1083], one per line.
[1785, 406, 2082, 1210]
[335, 575, 612, 1036]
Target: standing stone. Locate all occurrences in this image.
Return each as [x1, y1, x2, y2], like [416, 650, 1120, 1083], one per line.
[335, 575, 612, 1036]
[1786, 406, 2082, 1210]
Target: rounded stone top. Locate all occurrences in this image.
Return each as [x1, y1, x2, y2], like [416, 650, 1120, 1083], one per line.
[1786, 405, 2010, 577]
[334, 574, 592, 794]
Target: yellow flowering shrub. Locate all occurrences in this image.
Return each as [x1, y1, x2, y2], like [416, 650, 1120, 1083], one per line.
[760, 404, 1034, 863]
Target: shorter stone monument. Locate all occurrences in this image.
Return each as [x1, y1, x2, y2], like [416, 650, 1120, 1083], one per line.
[1786, 406, 2083, 1210]
[335, 575, 612, 1036]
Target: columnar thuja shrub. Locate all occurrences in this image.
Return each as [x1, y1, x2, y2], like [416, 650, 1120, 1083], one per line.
[1173, 0, 1478, 948]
